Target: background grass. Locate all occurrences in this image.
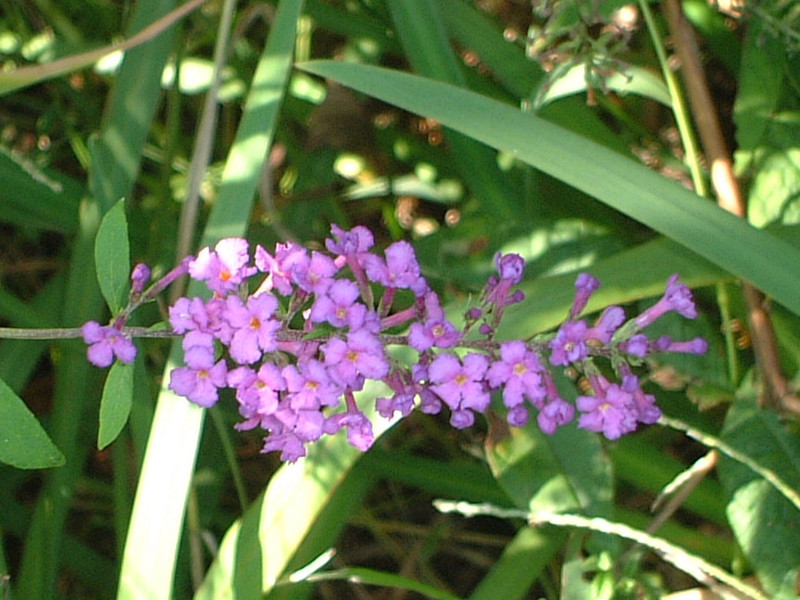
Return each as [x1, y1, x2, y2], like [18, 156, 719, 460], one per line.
[2, 1, 800, 599]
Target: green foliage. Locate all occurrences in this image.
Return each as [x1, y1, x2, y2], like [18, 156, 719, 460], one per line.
[2, 1, 800, 599]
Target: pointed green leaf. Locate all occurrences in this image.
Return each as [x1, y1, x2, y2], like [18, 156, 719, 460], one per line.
[95, 199, 130, 314]
[0, 377, 65, 469]
[97, 361, 134, 450]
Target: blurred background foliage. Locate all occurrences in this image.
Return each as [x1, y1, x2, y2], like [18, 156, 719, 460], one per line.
[2, 0, 800, 598]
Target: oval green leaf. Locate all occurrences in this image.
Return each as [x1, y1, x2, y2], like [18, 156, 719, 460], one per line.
[98, 360, 134, 450]
[95, 198, 130, 314]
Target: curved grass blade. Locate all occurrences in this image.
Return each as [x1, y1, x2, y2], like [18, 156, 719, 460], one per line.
[116, 2, 304, 598]
[296, 61, 800, 317]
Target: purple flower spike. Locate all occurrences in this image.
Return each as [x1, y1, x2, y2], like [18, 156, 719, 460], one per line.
[82, 321, 137, 367]
[635, 274, 697, 329]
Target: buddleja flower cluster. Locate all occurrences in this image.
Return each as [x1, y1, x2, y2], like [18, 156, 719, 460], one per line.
[83, 225, 707, 462]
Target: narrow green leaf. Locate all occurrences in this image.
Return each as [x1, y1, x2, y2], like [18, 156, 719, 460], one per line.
[97, 361, 134, 450]
[0, 376, 65, 469]
[468, 526, 564, 600]
[300, 567, 462, 600]
[296, 61, 800, 317]
[0, 147, 82, 233]
[118, 2, 304, 598]
[95, 199, 131, 314]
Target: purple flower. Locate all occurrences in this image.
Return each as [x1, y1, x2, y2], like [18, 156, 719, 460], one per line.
[429, 352, 490, 428]
[169, 296, 210, 334]
[227, 363, 286, 430]
[549, 320, 589, 366]
[487, 340, 546, 408]
[262, 430, 308, 463]
[322, 329, 390, 388]
[283, 360, 343, 409]
[292, 250, 339, 294]
[324, 408, 375, 451]
[309, 279, 367, 329]
[654, 336, 708, 355]
[82, 321, 137, 367]
[169, 349, 228, 408]
[569, 273, 600, 320]
[576, 375, 638, 440]
[363, 240, 429, 296]
[189, 238, 256, 295]
[254, 241, 308, 296]
[495, 253, 525, 285]
[325, 224, 374, 258]
[635, 274, 697, 329]
[224, 293, 281, 364]
[537, 397, 575, 434]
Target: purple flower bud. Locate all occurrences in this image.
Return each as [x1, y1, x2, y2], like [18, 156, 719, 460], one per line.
[635, 274, 697, 329]
[569, 273, 600, 320]
[619, 333, 649, 358]
[130, 263, 151, 295]
[660, 337, 708, 355]
[586, 306, 625, 344]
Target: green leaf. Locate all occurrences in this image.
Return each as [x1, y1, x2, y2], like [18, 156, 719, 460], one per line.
[718, 393, 800, 598]
[0, 376, 65, 469]
[97, 361, 134, 450]
[299, 567, 462, 600]
[719, 391, 800, 596]
[0, 147, 82, 233]
[95, 199, 130, 314]
[296, 61, 800, 317]
[535, 63, 672, 109]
